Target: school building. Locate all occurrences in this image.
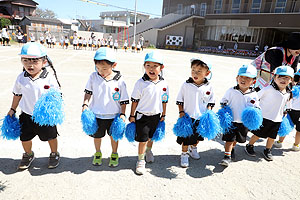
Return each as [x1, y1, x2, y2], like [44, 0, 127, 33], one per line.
[0, 0, 38, 20]
[120, 0, 300, 51]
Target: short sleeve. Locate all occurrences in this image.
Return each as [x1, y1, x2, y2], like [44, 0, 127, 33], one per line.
[119, 79, 129, 105]
[131, 80, 141, 102]
[84, 73, 93, 95]
[220, 89, 231, 105]
[12, 76, 22, 96]
[176, 83, 185, 105]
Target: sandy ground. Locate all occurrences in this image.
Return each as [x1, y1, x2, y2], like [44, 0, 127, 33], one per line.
[0, 44, 299, 200]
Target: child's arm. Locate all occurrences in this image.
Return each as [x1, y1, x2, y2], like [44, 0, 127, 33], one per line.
[82, 93, 91, 112]
[129, 102, 138, 123]
[161, 102, 167, 121]
[178, 104, 184, 118]
[7, 95, 22, 117]
[120, 104, 126, 122]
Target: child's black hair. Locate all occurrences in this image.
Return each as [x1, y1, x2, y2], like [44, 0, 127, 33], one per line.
[94, 59, 115, 66]
[191, 60, 209, 70]
[45, 56, 61, 88]
[294, 74, 300, 82]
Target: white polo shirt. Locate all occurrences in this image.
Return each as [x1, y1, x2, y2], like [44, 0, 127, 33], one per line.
[176, 78, 215, 119]
[131, 74, 169, 116]
[220, 86, 260, 123]
[12, 69, 60, 116]
[258, 82, 291, 122]
[85, 71, 129, 119]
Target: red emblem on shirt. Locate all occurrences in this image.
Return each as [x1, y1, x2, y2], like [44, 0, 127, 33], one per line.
[206, 91, 210, 95]
[115, 88, 119, 92]
[250, 100, 255, 104]
[44, 85, 50, 89]
[163, 88, 167, 91]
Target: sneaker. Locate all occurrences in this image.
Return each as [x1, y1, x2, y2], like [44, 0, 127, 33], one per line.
[92, 152, 102, 166]
[263, 149, 273, 161]
[18, 152, 35, 170]
[136, 160, 146, 175]
[291, 144, 300, 151]
[145, 150, 154, 163]
[231, 148, 236, 160]
[219, 155, 231, 167]
[180, 153, 189, 168]
[48, 152, 60, 169]
[188, 145, 200, 160]
[245, 144, 256, 157]
[109, 153, 119, 167]
[273, 140, 283, 148]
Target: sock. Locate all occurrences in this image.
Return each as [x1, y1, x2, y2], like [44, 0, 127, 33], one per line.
[138, 154, 145, 160]
[224, 151, 231, 157]
[146, 147, 152, 152]
[27, 152, 33, 156]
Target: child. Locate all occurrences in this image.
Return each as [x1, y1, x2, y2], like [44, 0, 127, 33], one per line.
[64, 36, 69, 49]
[176, 58, 214, 168]
[82, 47, 129, 167]
[129, 51, 168, 175]
[245, 66, 294, 161]
[17, 32, 24, 47]
[51, 36, 56, 48]
[274, 69, 300, 151]
[78, 37, 83, 50]
[113, 40, 118, 51]
[30, 33, 35, 42]
[88, 38, 92, 50]
[123, 40, 128, 52]
[8, 43, 61, 170]
[39, 34, 44, 45]
[136, 42, 141, 53]
[82, 38, 87, 50]
[219, 65, 259, 167]
[131, 42, 135, 53]
[73, 37, 78, 50]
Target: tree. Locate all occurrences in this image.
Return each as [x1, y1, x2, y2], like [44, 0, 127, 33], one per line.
[35, 8, 57, 19]
[0, 17, 11, 28]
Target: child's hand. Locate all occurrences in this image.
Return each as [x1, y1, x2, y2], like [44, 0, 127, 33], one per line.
[7, 109, 15, 117]
[120, 114, 126, 122]
[82, 105, 88, 112]
[160, 115, 166, 121]
[129, 116, 135, 123]
[179, 112, 185, 118]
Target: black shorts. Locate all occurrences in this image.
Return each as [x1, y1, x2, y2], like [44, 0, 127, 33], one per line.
[91, 118, 114, 138]
[288, 110, 300, 132]
[73, 44, 77, 46]
[0, 38, 2, 42]
[177, 119, 204, 146]
[132, 47, 135, 50]
[79, 43, 82, 47]
[19, 112, 58, 142]
[135, 114, 160, 142]
[252, 118, 281, 139]
[18, 39, 22, 43]
[109, 46, 113, 48]
[124, 46, 127, 49]
[65, 43, 69, 47]
[137, 48, 140, 51]
[222, 122, 248, 143]
[114, 46, 117, 49]
[83, 44, 87, 47]
[40, 41, 44, 44]
[89, 44, 92, 47]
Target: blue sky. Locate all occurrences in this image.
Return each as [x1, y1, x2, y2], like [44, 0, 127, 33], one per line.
[34, 0, 163, 19]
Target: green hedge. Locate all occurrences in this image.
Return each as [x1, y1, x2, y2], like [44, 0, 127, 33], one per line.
[0, 18, 12, 29]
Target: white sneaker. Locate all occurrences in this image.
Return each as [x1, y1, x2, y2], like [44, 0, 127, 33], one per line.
[180, 153, 189, 168]
[145, 150, 154, 163]
[136, 160, 146, 175]
[273, 141, 283, 148]
[291, 144, 300, 151]
[188, 145, 200, 160]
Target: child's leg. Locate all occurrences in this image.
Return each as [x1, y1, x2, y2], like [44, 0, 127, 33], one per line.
[94, 138, 102, 152]
[266, 137, 275, 149]
[295, 131, 300, 145]
[110, 136, 118, 153]
[225, 141, 234, 153]
[278, 136, 286, 143]
[138, 142, 147, 160]
[48, 138, 58, 153]
[22, 140, 33, 154]
[249, 135, 260, 145]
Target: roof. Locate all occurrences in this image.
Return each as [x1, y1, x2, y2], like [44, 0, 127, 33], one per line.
[0, 0, 38, 5]
[22, 16, 63, 24]
[100, 10, 149, 17]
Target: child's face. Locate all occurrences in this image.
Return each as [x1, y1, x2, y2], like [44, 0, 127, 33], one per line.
[95, 60, 116, 77]
[21, 57, 47, 77]
[144, 61, 164, 81]
[191, 64, 210, 84]
[236, 76, 254, 91]
[274, 75, 292, 90]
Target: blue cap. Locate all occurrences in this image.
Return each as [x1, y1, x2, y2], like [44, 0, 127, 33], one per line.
[274, 66, 294, 78]
[94, 47, 116, 63]
[144, 51, 163, 65]
[190, 58, 212, 70]
[238, 65, 257, 78]
[295, 69, 300, 76]
[19, 42, 47, 58]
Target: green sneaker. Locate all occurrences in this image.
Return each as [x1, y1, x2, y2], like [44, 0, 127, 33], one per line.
[109, 153, 119, 167]
[92, 152, 102, 166]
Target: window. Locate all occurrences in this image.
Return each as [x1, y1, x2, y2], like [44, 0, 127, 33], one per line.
[214, 0, 222, 14]
[251, 0, 261, 13]
[200, 3, 207, 16]
[177, 4, 183, 14]
[274, 0, 287, 13]
[232, 0, 241, 13]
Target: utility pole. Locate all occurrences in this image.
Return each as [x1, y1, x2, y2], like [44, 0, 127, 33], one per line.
[133, 0, 137, 46]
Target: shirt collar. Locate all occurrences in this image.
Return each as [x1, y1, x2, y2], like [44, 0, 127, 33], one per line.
[97, 70, 121, 81]
[186, 77, 209, 87]
[270, 81, 291, 93]
[24, 68, 48, 79]
[142, 73, 164, 82]
[234, 84, 255, 94]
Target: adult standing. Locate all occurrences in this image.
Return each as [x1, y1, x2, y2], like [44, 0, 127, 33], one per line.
[252, 32, 300, 90]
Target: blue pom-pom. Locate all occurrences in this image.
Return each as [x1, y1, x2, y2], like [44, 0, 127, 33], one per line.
[152, 121, 165, 142]
[1, 115, 21, 140]
[110, 114, 126, 141]
[81, 109, 99, 135]
[173, 113, 193, 138]
[125, 122, 136, 142]
[196, 110, 221, 140]
[241, 107, 263, 130]
[32, 88, 64, 126]
[292, 85, 300, 98]
[278, 115, 294, 137]
[217, 105, 234, 134]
